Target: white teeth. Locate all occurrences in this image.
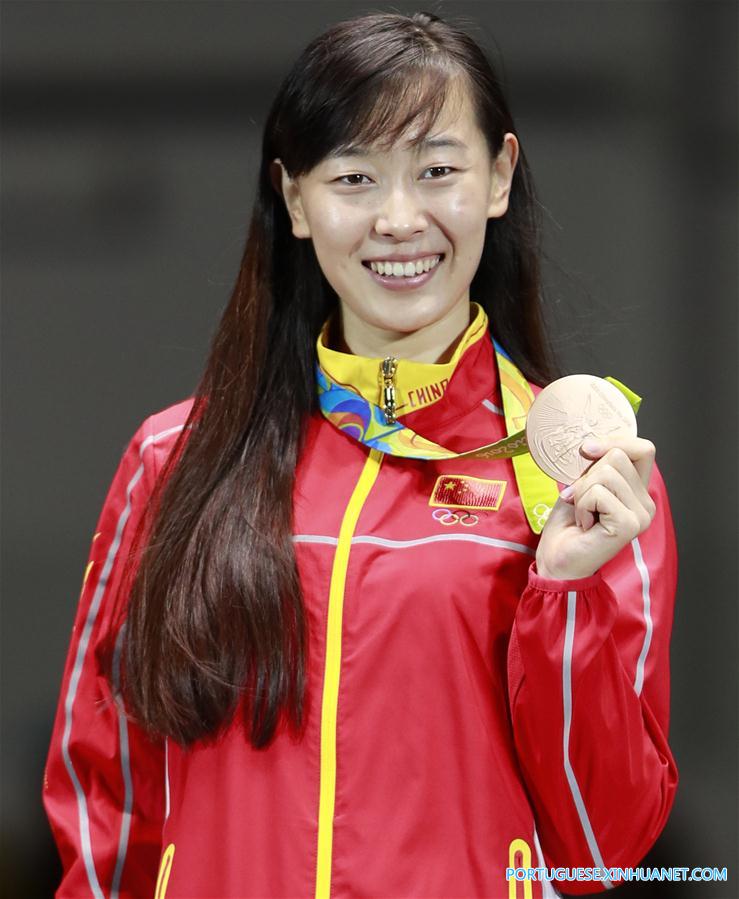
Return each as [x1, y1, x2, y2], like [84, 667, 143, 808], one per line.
[368, 255, 441, 277]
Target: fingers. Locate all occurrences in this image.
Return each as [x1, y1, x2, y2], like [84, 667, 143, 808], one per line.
[570, 464, 637, 528]
[561, 449, 655, 514]
[558, 439, 658, 535]
[576, 479, 654, 535]
[586, 447, 655, 513]
[582, 483, 643, 538]
[580, 436, 656, 488]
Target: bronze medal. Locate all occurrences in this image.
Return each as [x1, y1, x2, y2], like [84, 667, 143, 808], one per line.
[525, 374, 638, 485]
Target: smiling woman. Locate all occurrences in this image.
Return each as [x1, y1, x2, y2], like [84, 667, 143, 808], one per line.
[273, 80, 520, 358]
[43, 9, 678, 899]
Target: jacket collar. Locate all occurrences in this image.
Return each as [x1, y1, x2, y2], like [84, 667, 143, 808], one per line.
[315, 301, 498, 429]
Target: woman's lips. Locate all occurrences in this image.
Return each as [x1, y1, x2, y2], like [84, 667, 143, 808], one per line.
[362, 256, 445, 292]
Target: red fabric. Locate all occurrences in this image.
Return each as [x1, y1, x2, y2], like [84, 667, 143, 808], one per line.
[44, 331, 678, 898]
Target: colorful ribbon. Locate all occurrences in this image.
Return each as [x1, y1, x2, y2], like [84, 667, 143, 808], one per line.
[315, 335, 640, 534]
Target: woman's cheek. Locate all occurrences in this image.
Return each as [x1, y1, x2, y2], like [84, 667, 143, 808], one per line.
[435, 189, 487, 234]
[312, 207, 351, 241]
[305, 186, 365, 241]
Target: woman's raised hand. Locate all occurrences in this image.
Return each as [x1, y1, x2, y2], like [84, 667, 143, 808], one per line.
[535, 436, 658, 580]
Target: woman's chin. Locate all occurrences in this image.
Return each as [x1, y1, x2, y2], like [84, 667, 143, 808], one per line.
[357, 299, 452, 335]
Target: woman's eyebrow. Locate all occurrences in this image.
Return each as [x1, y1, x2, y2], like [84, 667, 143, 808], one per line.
[330, 137, 469, 158]
[417, 137, 469, 152]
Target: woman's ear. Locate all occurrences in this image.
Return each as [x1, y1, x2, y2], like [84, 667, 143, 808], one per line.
[487, 133, 519, 219]
[270, 158, 311, 238]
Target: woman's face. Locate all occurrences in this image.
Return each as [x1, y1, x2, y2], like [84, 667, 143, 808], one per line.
[274, 81, 519, 343]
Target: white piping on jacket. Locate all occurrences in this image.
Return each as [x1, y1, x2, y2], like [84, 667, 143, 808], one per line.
[295, 532, 535, 557]
[61, 423, 184, 899]
[293, 534, 339, 546]
[141, 424, 187, 454]
[481, 398, 504, 416]
[111, 625, 133, 899]
[562, 590, 612, 889]
[630, 536, 653, 696]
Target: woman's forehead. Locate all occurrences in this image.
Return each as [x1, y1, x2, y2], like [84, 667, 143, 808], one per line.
[327, 83, 477, 160]
[328, 134, 472, 162]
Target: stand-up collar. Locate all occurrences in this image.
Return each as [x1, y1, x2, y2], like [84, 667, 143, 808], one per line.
[315, 301, 498, 428]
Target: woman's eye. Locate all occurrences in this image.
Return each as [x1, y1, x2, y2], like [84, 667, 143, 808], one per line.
[337, 173, 372, 186]
[423, 166, 455, 179]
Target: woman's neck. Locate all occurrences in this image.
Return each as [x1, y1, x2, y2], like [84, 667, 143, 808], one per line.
[330, 297, 472, 364]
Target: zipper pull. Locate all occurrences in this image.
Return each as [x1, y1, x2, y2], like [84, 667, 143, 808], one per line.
[381, 357, 398, 424]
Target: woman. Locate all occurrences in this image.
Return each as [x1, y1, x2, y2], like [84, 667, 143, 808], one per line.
[43, 10, 678, 898]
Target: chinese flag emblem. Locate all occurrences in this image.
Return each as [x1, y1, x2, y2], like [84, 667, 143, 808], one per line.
[429, 474, 507, 511]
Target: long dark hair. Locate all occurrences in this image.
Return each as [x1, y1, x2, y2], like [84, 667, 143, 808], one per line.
[112, 10, 562, 750]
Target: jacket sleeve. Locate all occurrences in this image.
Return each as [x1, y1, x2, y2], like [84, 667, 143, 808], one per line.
[507, 461, 679, 893]
[43, 415, 167, 899]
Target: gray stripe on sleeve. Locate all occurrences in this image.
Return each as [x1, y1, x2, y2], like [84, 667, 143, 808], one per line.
[62, 423, 184, 897]
[561, 590, 613, 889]
[630, 537, 653, 696]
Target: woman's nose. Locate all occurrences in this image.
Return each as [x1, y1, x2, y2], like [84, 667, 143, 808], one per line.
[373, 187, 428, 238]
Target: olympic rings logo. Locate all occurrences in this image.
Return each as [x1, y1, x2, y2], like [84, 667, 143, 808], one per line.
[533, 502, 552, 528]
[431, 508, 479, 527]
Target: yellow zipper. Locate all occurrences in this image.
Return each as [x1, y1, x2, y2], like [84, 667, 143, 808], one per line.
[314, 446, 384, 899]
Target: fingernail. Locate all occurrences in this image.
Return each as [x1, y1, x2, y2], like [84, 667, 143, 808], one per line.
[559, 485, 575, 501]
[581, 440, 603, 455]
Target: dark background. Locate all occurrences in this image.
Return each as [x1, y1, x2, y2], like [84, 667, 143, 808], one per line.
[2, 1, 737, 896]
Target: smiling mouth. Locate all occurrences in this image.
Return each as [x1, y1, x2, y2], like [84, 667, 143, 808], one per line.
[361, 254, 445, 278]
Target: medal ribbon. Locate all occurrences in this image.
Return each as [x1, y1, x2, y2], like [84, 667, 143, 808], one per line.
[315, 336, 641, 534]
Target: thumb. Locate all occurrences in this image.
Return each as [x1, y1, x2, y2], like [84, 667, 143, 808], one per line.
[579, 439, 607, 459]
[542, 494, 576, 530]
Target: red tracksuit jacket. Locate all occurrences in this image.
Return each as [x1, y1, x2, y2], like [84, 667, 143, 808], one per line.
[44, 302, 678, 898]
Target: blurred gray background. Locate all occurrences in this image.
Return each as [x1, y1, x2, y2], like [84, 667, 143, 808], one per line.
[2, 1, 737, 896]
